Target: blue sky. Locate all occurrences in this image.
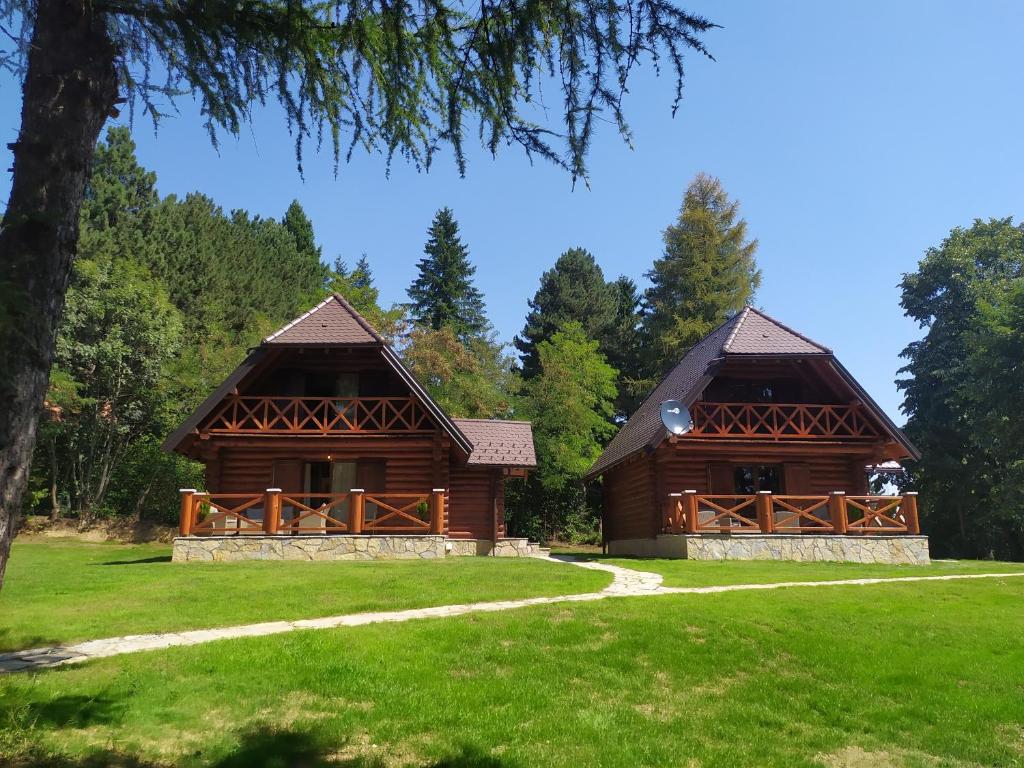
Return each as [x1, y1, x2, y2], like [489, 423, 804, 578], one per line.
[1, 2, 1022, 421]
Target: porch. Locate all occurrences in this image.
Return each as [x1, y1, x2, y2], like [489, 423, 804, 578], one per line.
[662, 491, 921, 536]
[177, 488, 447, 537]
[173, 488, 542, 561]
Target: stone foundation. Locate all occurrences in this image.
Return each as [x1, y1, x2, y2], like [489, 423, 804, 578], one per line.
[607, 534, 930, 564]
[172, 535, 540, 562]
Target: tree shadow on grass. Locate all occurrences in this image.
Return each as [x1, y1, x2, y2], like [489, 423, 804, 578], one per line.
[210, 727, 517, 768]
[100, 555, 172, 565]
[4, 719, 514, 768]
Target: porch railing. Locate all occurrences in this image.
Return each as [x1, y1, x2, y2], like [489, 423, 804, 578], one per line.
[688, 402, 880, 440]
[178, 488, 446, 536]
[201, 395, 434, 435]
[663, 491, 920, 535]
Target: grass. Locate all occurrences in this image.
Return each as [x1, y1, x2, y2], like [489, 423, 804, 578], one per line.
[0, 538, 610, 652]
[592, 555, 1024, 588]
[2, 573, 1023, 767]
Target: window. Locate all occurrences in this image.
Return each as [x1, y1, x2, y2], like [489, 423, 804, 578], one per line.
[733, 465, 783, 495]
[704, 378, 800, 403]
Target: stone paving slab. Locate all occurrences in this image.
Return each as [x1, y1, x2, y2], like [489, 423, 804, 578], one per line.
[2, 558, 1022, 674]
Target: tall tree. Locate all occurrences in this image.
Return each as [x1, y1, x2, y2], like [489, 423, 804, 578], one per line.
[282, 200, 321, 264]
[642, 173, 761, 376]
[606, 275, 644, 415]
[408, 208, 488, 341]
[508, 322, 617, 541]
[0, 0, 714, 586]
[515, 248, 619, 378]
[898, 218, 1024, 560]
[401, 327, 517, 420]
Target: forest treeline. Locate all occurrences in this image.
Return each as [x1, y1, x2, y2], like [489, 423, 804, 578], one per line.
[25, 128, 1024, 558]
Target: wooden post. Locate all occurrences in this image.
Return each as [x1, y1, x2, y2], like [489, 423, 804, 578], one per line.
[350, 489, 364, 535]
[178, 489, 196, 536]
[756, 491, 774, 533]
[666, 493, 683, 533]
[431, 489, 446, 535]
[829, 492, 848, 534]
[263, 488, 281, 534]
[683, 490, 699, 534]
[903, 492, 920, 534]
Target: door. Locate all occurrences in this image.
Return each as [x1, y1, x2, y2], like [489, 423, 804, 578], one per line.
[357, 462, 387, 525]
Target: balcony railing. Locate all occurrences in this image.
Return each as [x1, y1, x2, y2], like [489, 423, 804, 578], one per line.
[202, 396, 434, 435]
[688, 402, 879, 440]
[663, 491, 920, 535]
[178, 489, 447, 536]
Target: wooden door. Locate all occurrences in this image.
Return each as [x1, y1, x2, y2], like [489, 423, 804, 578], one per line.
[357, 461, 387, 523]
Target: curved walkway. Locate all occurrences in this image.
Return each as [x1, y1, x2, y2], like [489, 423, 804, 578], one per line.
[2, 557, 1022, 673]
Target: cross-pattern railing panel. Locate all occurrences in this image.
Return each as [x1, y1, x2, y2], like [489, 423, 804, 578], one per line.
[695, 495, 760, 532]
[203, 396, 434, 435]
[278, 493, 350, 533]
[362, 494, 432, 533]
[846, 496, 908, 532]
[689, 402, 879, 440]
[771, 495, 834, 533]
[190, 493, 265, 535]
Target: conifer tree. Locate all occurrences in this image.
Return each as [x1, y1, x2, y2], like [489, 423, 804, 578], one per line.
[515, 248, 619, 379]
[642, 173, 761, 376]
[407, 208, 488, 341]
[282, 201, 321, 264]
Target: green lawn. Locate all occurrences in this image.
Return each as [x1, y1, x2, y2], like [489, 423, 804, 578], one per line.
[593, 555, 1024, 587]
[0, 538, 610, 652]
[2, 574, 1023, 767]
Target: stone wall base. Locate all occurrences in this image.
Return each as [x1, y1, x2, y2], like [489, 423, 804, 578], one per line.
[607, 534, 930, 564]
[172, 535, 540, 562]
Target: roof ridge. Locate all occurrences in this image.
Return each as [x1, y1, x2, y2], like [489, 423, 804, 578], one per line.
[722, 306, 752, 353]
[735, 305, 831, 354]
[453, 417, 532, 424]
[263, 294, 335, 343]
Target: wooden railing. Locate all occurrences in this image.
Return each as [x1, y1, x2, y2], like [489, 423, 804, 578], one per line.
[663, 491, 919, 535]
[179, 488, 446, 536]
[202, 396, 434, 435]
[688, 402, 879, 440]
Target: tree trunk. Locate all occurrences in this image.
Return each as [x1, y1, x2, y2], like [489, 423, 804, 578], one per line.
[48, 437, 60, 519]
[0, 0, 117, 589]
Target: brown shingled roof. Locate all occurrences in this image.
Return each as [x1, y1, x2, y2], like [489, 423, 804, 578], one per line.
[585, 306, 911, 480]
[454, 419, 537, 467]
[264, 293, 382, 345]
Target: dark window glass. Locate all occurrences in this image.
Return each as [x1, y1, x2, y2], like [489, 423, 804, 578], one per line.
[733, 464, 783, 494]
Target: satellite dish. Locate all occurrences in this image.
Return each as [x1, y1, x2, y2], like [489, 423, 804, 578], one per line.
[660, 400, 693, 436]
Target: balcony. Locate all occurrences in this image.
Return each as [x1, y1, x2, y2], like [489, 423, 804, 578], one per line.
[202, 395, 434, 435]
[688, 402, 879, 440]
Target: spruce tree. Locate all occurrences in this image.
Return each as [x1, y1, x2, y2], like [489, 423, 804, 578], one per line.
[282, 201, 321, 263]
[515, 248, 619, 379]
[642, 173, 761, 375]
[408, 208, 488, 341]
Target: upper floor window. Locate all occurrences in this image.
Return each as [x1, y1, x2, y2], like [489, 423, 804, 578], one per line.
[704, 377, 800, 403]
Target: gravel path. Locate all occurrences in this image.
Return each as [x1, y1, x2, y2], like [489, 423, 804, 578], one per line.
[2, 557, 1021, 674]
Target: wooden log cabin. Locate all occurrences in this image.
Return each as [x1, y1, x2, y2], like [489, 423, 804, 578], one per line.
[163, 294, 537, 560]
[587, 307, 928, 562]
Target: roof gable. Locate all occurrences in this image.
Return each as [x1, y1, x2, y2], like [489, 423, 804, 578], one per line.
[162, 294, 480, 456]
[264, 294, 382, 345]
[586, 306, 913, 479]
